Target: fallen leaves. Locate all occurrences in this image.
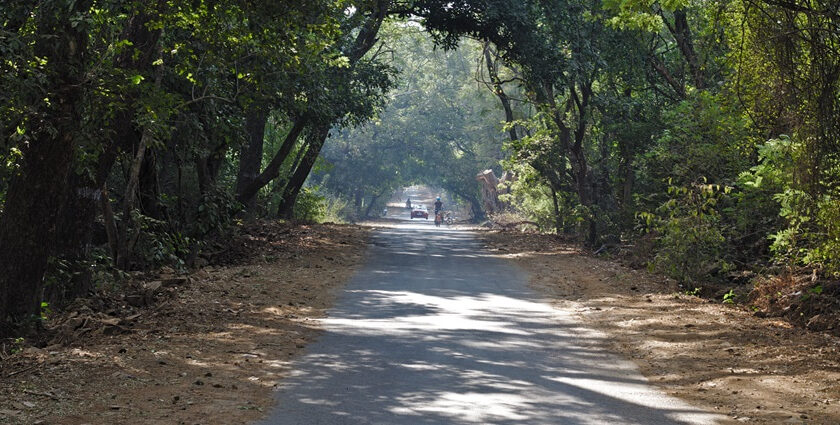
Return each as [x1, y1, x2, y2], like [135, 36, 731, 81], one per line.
[0, 222, 371, 425]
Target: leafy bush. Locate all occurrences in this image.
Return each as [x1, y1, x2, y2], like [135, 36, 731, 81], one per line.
[641, 180, 734, 284]
[134, 213, 194, 270]
[498, 164, 584, 233]
[739, 136, 840, 277]
[638, 92, 753, 196]
[192, 189, 241, 236]
[321, 195, 348, 223]
[293, 186, 327, 223]
[777, 192, 840, 277]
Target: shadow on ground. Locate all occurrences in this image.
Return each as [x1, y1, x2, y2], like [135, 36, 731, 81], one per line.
[258, 226, 723, 425]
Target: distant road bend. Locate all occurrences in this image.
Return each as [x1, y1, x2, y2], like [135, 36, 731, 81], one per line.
[257, 219, 725, 424]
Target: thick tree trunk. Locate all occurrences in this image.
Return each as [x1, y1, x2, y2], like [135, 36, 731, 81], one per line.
[466, 195, 486, 221]
[236, 116, 308, 206]
[235, 106, 268, 213]
[48, 9, 161, 303]
[0, 1, 92, 327]
[277, 125, 330, 219]
[364, 192, 383, 218]
[45, 174, 100, 305]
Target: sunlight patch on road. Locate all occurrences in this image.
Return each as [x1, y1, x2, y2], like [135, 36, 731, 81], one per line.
[322, 290, 563, 337]
[548, 376, 724, 425]
[390, 391, 532, 422]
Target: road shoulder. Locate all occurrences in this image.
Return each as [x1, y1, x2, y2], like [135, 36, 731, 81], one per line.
[481, 230, 840, 424]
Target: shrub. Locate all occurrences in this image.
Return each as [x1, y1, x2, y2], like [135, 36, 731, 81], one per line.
[642, 180, 734, 284]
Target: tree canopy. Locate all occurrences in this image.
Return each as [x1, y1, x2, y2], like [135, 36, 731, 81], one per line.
[2, 0, 840, 333]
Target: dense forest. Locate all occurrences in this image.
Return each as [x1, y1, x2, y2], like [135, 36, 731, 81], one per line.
[1, 0, 839, 335]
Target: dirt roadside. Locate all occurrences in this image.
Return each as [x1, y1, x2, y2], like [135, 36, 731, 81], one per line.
[482, 230, 840, 424]
[0, 222, 371, 425]
[5, 221, 840, 424]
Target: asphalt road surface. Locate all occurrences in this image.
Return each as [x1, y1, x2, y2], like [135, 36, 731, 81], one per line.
[257, 219, 725, 424]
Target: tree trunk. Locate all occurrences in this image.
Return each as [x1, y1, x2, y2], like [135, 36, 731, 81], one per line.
[198, 139, 230, 194]
[364, 192, 383, 218]
[235, 106, 269, 213]
[353, 190, 364, 218]
[47, 9, 162, 303]
[551, 185, 562, 233]
[0, 1, 92, 328]
[669, 10, 705, 90]
[236, 116, 308, 206]
[277, 125, 330, 219]
[44, 174, 100, 306]
[483, 44, 518, 142]
[138, 151, 163, 218]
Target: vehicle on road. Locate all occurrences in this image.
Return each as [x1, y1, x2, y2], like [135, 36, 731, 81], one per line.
[410, 206, 428, 219]
[444, 211, 455, 225]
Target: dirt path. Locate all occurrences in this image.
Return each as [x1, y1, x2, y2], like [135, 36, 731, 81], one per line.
[482, 231, 840, 424]
[0, 223, 371, 425]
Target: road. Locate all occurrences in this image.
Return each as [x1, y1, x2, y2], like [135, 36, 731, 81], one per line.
[257, 218, 725, 424]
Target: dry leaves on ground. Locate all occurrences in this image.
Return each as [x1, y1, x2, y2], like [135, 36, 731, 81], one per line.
[482, 230, 840, 424]
[0, 222, 371, 425]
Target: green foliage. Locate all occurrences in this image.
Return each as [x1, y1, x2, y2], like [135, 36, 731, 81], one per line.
[40, 302, 52, 320]
[292, 186, 335, 223]
[10, 337, 25, 354]
[639, 92, 753, 195]
[193, 189, 241, 236]
[293, 186, 323, 223]
[315, 27, 504, 220]
[685, 287, 702, 296]
[133, 213, 194, 271]
[4, 0, 840, 329]
[644, 181, 734, 284]
[602, 0, 692, 31]
[722, 289, 736, 304]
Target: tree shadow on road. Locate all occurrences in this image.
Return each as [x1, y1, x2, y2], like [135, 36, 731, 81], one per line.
[257, 227, 725, 424]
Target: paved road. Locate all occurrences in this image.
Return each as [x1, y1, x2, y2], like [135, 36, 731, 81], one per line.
[257, 221, 724, 424]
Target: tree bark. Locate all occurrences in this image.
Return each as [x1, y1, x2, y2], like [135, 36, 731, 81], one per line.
[236, 116, 308, 206]
[551, 186, 562, 233]
[649, 53, 687, 99]
[48, 9, 161, 303]
[138, 151, 163, 218]
[235, 105, 269, 213]
[668, 10, 705, 90]
[364, 192, 384, 218]
[0, 1, 92, 328]
[277, 125, 330, 219]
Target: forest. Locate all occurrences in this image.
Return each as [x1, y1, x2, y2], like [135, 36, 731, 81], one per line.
[1, 0, 839, 336]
